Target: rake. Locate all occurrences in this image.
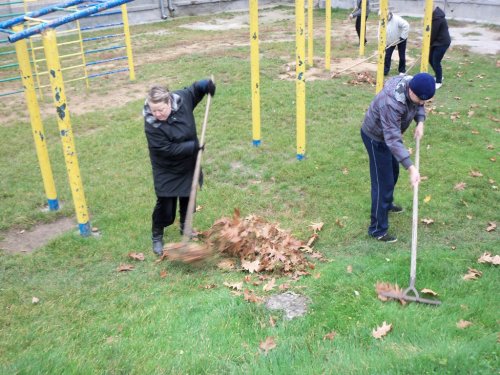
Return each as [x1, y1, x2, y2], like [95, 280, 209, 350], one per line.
[380, 138, 441, 305]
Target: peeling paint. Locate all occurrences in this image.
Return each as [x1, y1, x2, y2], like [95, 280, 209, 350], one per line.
[56, 103, 66, 120]
[50, 70, 55, 78]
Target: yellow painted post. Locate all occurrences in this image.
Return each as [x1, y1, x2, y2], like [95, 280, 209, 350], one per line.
[359, 0, 368, 56]
[121, 4, 135, 81]
[307, 0, 313, 66]
[76, 19, 90, 89]
[13, 25, 59, 211]
[249, 0, 261, 146]
[296, 0, 306, 160]
[42, 29, 91, 236]
[420, 0, 434, 72]
[375, 0, 388, 93]
[325, 0, 331, 70]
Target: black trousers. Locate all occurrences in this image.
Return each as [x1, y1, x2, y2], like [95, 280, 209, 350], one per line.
[152, 196, 190, 231]
[355, 16, 368, 45]
[384, 39, 407, 75]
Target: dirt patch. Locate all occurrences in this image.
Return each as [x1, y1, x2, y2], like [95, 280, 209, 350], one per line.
[449, 25, 500, 55]
[0, 217, 75, 254]
[265, 291, 311, 320]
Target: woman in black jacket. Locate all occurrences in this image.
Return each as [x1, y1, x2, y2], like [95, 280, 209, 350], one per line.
[143, 79, 215, 255]
[430, 7, 451, 89]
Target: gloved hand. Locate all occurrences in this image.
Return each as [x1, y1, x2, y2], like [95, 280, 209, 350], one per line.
[399, 37, 406, 42]
[207, 79, 216, 97]
[193, 139, 205, 154]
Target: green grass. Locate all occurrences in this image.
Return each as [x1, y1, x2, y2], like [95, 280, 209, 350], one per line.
[1, 6, 499, 374]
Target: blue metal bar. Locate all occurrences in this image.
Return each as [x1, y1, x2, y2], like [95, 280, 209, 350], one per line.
[0, 89, 24, 97]
[0, 12, 24, 19]
[88, 10, 121, 17]
[80, 22, 122, 31]
[84, 44, 124, 54]
[0, 27, 14, 34]
[0, 0, 83, 29]
[86, 55, 126, 65]
[6, 0, 134, 43]
[82, 33, 122, 42]
[87, 67, 127, 78]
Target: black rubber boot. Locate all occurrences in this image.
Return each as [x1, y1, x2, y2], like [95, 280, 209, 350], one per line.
[152, 227, 164, 256]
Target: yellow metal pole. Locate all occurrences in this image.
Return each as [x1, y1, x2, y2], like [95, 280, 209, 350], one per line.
[121, 4, 135, 81]
[13, 25, 59, 211]
[76, 19, 90, 89]
[307, 0, 313, 66]
[249, 0, 261, 146]
[420, 0, 433, 72]
[296, 0, 306, 160]
[42, 29, 91, 236]
[325, 0, 331, 70]
[375, 0, 388, 93]
[359, 0, 367, 56]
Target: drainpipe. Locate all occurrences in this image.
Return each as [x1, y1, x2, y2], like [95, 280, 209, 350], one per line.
[159, 0, 168, 19]
[167, 0, 175, 17]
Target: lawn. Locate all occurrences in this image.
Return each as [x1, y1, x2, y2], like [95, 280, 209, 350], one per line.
[0, 5, 499, 374]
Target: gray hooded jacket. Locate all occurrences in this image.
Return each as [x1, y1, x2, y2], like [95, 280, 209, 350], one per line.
[361, 76, 426, 169]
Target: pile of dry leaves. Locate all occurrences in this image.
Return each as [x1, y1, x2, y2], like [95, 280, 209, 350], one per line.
[202, 209, 326, 275]
[348, 71, 376, 86]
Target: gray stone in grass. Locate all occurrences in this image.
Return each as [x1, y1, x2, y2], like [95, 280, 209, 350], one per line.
[265, 292, 311, 320]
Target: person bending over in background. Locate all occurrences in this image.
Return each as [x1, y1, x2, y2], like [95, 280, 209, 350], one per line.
[143, 79, 216, 255]
[383, 12, 410, 76]
[430, 6, 451, 89]
[349, 0, 370, 46]
[360, 73, 435, 243]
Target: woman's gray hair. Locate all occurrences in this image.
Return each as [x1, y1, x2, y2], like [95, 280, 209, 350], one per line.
[147, 85, 171, 104]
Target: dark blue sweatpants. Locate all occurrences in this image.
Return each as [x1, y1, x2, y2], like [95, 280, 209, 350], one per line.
[361, 129, 399, 237]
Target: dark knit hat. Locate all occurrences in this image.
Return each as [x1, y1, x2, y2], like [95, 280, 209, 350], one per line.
[409, 73, 435, 100]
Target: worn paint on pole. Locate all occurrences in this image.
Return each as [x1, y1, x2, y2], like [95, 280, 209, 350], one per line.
[420, 0, 433, 72]
[296, 0, 306, 160]
[375, 0, 388, 93]
[359, 0, 367, 56]
[325, 0, 331, 70]
[42, 28, 91, 236]
[13, 25, 59, 211]
[307, 0, 313, 66]
[249, 0, 261, 146]
[121, 4, 135, 80]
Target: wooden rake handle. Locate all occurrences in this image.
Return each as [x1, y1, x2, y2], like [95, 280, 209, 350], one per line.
[182, 79, 213, 242]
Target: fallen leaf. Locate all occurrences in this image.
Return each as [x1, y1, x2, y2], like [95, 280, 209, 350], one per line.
[421, 218, 434, 225]
[469, 170, 483, 177]
[309, 222, 324, 232]
[243, 289, 264, 304]
[354, 290, 360, 296]
[420, 288, 438, 296]
[263, 278, 276, 292]
[486, 222, 497, 232]
[477, 252, 500, 265]
[91, 226, 99, 233]
[241, 259, 261, 274]
[32, 297, 40, 304]
[223, 281, 243, 291]
[463, 268, 482, 281]
[468, 110, 475, 117]
[269, 315, 276, 327]
[451, 246, 457, 250]
[489, 179, 496, 184]
[490, 157, 496, 162]
[454, 96, 461, 100]
[196, 205, 203, 212]
[117, 264, 134, 272]
[279, 283, 290, 291]
[323, 331, 337, 341]
[372, 321, 392, 339]
[486, 144, 494, 150]
[466, 215, 473, 220]
[347, 265, 353, 273]
[375, 282, 406, 305]
[424, 195, 431, 203]
[421, 175, 429, 181]
[335, 218, 344, 228]
[217, 259, 236, 271]
[457, 320, 473, 329]
[160, 269, 167, 278]
[201, 284, 216, 289]
[342, 167, 349, 175]
[259, 336, 276, 355]
[454, 182, 467, 191]
[471, 130, 479, 135]
[128, 252, 145, 261]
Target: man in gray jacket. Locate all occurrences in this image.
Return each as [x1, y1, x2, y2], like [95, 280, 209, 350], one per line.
[360, 73, 435, 242]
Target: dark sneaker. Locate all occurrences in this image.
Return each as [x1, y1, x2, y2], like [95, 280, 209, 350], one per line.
[389, 205, 403, 213]
[375, 233, 398, 243]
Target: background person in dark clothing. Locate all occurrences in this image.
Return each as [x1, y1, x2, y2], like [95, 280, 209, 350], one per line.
[430, 6, 451, 89]
[349, 0, 370, 46]
[143, 79, 215, 255]
[360, 73, 435, 243]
